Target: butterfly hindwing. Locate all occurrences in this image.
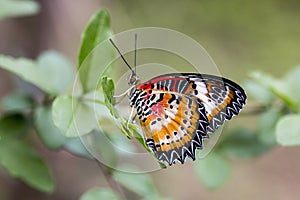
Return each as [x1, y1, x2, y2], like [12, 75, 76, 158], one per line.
[131, 90, 208, 165]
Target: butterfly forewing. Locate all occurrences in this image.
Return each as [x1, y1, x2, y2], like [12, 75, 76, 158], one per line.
[129, 73, 246, 165]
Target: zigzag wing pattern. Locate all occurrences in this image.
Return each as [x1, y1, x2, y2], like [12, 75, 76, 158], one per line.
[185, 74, 247, 133]
[129, 73, 246, 165]
[130, 89, 208, 165]
[138, 73, 247, 133]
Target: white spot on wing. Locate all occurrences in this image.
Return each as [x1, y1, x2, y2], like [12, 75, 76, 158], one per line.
[164, 110, 176, 119]
[150, 120, 162, 131]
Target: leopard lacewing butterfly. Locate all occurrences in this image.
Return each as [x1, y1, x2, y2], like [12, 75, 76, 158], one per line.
[109, 35, 246, 165]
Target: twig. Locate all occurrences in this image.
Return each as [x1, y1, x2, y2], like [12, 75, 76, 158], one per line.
[94, 159, 128, 200]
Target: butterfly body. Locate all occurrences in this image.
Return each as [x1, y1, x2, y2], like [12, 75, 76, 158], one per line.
[128, 73, 246, 165]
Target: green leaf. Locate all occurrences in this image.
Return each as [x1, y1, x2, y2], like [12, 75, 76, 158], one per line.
[109, 134, 137, 155]
[249, 71, 298, 111]
[101, 76, 118, 118]
[52, 96, 97, 137]
[271, 85, 298, 112]
[78, 9, 114, 93]
[0, 51, 74, 95]
[249, 70, 277, 89]
[120, 121, 132, 139]
[275, 114, 300, 146]
[113, 166, 157, 196]
[119, 120, 166, 168]
[194, 152, 231, 190]
[101, 76, 115, 105]
[99, 117, 121, 136]
[64, 138, 91, 158]
[78, 9, 113, 68]
[0, 114, 30, 140]
[0, 139, 54, 193]
[2, 92, 35, 111]
[243, 80, 274, 105]
[84, 130, 117, 167]
[80, 188, 121, 200]
[121, 121, 150, 152]
[257, 108, 281, 146]
[34, 106, 66, 150]
[36, 51, 74, 94]
[220, 128, 269, 158]
[0, 0, 40, 20]
[283, 66, 300, 110]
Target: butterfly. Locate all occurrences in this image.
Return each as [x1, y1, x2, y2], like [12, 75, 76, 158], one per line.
[109, 35, 246, 165]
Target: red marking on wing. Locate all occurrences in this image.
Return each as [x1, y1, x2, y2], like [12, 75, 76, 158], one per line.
[137, 76, 186, 90]
[150, 103, 163, 116]
[137, 82, 151, 90]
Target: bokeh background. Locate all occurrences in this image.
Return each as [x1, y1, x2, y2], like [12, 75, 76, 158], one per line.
[0, 0, 300, 199]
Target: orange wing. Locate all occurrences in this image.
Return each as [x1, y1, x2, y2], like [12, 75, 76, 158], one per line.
[137, 91, 208, 165]
[130, 73, 246, 165]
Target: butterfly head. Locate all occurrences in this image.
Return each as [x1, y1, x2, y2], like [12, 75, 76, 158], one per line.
[128, 71, 141, 86]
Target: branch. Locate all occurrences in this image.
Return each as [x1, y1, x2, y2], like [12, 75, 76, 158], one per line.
[95, 159, 128, 200]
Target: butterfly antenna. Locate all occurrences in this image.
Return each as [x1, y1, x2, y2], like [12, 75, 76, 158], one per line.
[134, 33, 137, 73]
[109, 38, 134, 73]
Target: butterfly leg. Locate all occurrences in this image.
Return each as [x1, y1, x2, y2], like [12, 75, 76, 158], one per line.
[114, 94, 126, 105]
[113, 85, 135, 104]
[132, 113, 137, 123]
[126, 106, 136, 129]
[113, 85, 135, 98]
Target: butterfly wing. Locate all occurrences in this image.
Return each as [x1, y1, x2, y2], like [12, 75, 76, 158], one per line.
[131, 73, 246, 165]
[132, 91, 208, 165]
[138, 73, 247, 133]
[184, 74, 246, 132]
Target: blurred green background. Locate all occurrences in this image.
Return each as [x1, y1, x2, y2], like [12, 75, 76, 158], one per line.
[0, 0, 300, 199]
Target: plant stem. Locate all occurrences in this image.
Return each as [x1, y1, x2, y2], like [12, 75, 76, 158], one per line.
[95, 159, 128, 200]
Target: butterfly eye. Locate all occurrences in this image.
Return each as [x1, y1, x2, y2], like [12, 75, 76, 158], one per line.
[128, 73, 140, 85]
[129, 76, 136, 85]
